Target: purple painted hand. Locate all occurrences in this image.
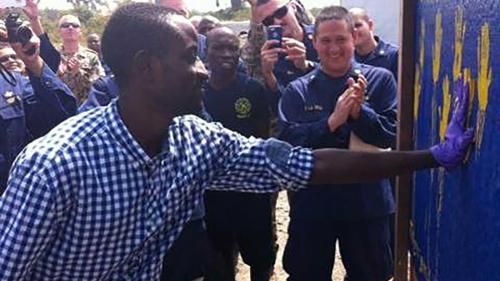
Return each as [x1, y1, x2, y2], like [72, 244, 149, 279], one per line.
[430, 78, 475, 170]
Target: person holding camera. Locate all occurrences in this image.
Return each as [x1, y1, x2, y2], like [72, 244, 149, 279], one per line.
[0, 17, 76, 192]
[242, 0, 316, 93]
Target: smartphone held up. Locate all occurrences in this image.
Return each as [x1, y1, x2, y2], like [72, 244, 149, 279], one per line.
[266, 25, 283, 48]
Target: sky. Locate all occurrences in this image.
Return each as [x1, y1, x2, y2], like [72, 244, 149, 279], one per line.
[39, 0, 341, 12]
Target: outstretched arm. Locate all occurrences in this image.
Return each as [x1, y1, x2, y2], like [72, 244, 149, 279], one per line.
[311, 149, 436, 184]
[310, 78, 474, 185]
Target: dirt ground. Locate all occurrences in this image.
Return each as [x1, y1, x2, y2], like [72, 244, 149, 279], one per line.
[235, 192, 346, 281]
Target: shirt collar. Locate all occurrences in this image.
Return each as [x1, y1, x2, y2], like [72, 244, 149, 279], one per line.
[311, 60, 363, 84]
[104, 100, 178, 165]
[372, 36, 389, 57]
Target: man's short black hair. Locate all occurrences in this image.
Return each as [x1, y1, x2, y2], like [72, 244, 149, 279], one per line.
[101, 3, 182, 87]
[314, 6, 355, 35]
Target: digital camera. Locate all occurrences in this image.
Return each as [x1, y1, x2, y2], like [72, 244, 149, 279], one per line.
[4, 13, 36, 55]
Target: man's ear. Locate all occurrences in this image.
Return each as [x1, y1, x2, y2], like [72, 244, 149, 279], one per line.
[133, 50, 152, 73]
[132, 50, 157, 83]
[368, 19, 375, 32]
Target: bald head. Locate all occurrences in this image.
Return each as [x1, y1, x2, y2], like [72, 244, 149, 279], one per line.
[206, 26, 237, 45]
[159, 0, 189, 17]
[207, 27, 240, 73]
[87, 33, 101, 53]
[58, 14, 81, 28]
[349, 7, 370, 21]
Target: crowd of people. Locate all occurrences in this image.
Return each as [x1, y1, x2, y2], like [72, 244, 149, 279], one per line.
[0, 0, 475, 281]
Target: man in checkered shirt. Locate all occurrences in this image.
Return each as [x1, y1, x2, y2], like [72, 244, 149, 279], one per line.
[0, 3, 474, 281]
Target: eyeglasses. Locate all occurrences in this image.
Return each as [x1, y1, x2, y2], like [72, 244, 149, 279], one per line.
[0, 54, 17, 63]
[262, 4, 289, 27]
[60, 23, 81, 29]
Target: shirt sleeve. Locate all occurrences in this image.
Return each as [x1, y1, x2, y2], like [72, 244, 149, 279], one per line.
[39, 33, 61, 73]
[24, 63, 77, 139]
[192, 120, 313, 193]
[241, 22, 266, 83]
[348, 71, 397, 148]
[0, 155, 60, 280]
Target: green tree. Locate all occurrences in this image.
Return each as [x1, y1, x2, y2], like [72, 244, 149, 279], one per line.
[65, 0, 108, 10]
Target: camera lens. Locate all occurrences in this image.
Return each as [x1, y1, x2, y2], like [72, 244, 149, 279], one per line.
[16, 26, 33, 45]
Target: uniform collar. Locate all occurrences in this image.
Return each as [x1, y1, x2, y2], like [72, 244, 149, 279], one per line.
[372, 36, 389, 57]
[311, 61, 363, 84]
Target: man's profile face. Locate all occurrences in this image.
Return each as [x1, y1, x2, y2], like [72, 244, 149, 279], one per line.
[207, 30, 240, 73]
[351, 14, 373, 48]
[256, 0, 302, 39]
[154, 18, 207, 115]
[313, 19, 356, 77]
[87, 34, 101, 53]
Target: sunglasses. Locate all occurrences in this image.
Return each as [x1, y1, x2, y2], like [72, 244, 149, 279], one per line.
[60, 23, 81, 29]
[262, 4, 289, 27]
[0, 54, 17, 63]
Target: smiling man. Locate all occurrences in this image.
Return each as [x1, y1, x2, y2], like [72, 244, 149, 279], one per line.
[0, 45, 25, 73]
[0, 3, 474, 281]
[278, 6, 398, 281]
[203, 27, 275, 281]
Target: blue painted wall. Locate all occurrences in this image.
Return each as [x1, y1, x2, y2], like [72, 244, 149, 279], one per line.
[413, 0, 500, 280]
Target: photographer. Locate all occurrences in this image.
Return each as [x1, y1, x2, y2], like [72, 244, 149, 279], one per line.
[0, 11, 76, 192]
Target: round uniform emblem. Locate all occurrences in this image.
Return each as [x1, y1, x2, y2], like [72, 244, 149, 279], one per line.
[235, 97, 252, 119]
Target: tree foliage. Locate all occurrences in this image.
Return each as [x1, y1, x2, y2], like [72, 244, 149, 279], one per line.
[65, 0, 108, 10]
[39, 6, 108, 46]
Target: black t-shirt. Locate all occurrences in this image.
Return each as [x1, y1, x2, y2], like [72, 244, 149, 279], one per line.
[203, 73, 270, 138]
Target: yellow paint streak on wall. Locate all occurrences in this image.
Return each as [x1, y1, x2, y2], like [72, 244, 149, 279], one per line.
[433, 11, 443, 86]
[440, 76, 451, 141]
[453, 7, 465, 82]
[414, 68, 422, 120]
[414, 21, 426, 120]
[476, 23, 492, 149]
[463, 68, 477, 123]
[478, 23, 492, 112]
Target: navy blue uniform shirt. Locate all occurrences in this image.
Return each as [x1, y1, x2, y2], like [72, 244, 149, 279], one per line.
[0, 65, 76, 190]
[204, 73, 270, 138]
[278, 62, 397, 220]
[79, 75, 119, 113]
[355, 36, 399, 80]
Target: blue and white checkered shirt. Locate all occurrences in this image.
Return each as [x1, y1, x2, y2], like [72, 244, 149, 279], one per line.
[0, 100, 313, 280]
